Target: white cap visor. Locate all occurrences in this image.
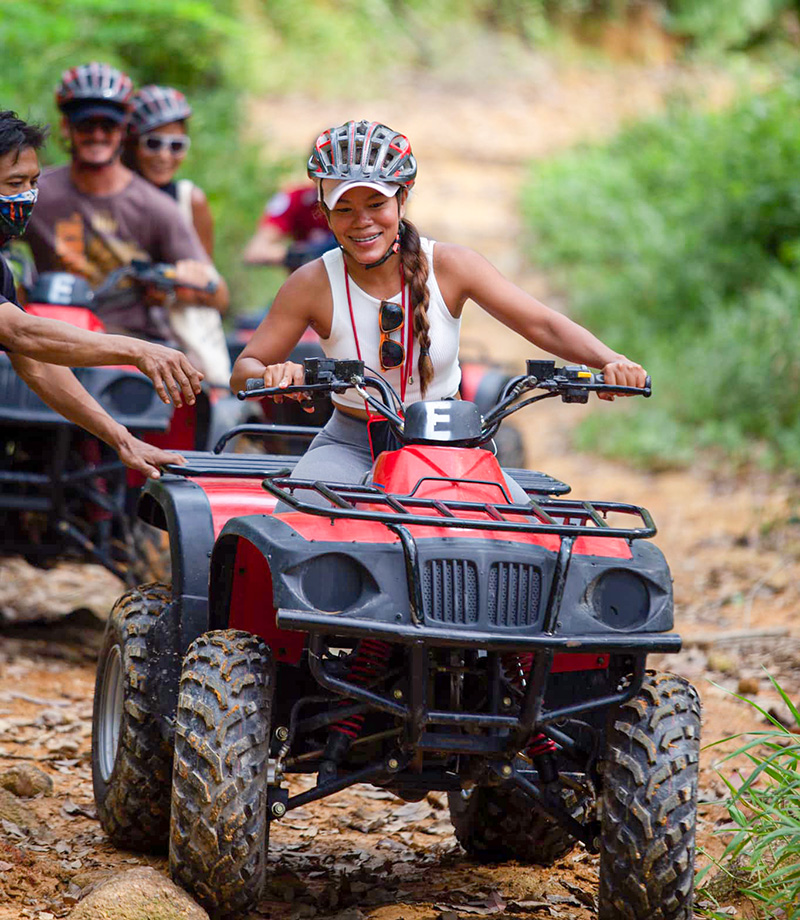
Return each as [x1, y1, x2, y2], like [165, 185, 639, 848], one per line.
[321, 178, 401, 209]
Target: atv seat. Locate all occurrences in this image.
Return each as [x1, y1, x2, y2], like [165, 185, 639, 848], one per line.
[166, 452, 570, 495]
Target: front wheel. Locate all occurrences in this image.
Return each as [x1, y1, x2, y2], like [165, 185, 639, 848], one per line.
[92, 583, 173, 851]
[598, 671, 701, 920]
[169, 630, 274, 920]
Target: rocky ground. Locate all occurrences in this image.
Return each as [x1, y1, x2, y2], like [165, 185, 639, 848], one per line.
[1, 45, 797, 920]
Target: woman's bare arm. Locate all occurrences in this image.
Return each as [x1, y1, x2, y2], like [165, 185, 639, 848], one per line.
[435, 243, 645, 388]
[230, 260, 332, 393]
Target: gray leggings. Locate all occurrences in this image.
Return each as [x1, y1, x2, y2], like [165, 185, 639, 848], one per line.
[276, 409, 528, 511]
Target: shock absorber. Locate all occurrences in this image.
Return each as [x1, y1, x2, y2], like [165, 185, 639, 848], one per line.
[502, 652, 558, 766]
[321, 639, 392, 773]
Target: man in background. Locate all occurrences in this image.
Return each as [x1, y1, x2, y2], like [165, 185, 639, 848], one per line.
[0, 109, 200, 478]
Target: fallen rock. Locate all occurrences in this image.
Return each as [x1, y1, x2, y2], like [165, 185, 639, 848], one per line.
[706, 650, 738, 675]
[737, 676, 760, 696]
[0, 786, 40, 831]
[68, 866, 210, 920]
[0, 763, 54, 797]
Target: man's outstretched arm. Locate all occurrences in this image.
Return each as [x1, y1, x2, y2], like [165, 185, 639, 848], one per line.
[8, 354, 185, 479]
[0, 300, 204, 407]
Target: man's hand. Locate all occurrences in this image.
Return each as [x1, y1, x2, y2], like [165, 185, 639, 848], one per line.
[174, 259, 218, 300]
[132, 341, 204, 408]
[116, 435, 186, 479]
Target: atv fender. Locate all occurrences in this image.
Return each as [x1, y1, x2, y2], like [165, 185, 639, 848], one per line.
[137, 477, 215, 654]
[210, 516, 307, 664]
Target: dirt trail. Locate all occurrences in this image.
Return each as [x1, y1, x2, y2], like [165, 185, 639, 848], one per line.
[2, 56, 798, 920]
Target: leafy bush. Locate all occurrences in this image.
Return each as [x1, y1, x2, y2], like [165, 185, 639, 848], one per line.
[523, 84, 800, 467]
[698, 674, 800, 918]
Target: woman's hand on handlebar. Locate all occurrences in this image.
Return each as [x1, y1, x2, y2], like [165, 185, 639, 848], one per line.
[262, 361, 315, 412]
[598, 357, 647, 400]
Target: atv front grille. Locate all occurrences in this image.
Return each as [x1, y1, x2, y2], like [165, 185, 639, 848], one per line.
[423, 559, 479, 624]
[422, 559, 542, 628]
[488, 562, 542, 627]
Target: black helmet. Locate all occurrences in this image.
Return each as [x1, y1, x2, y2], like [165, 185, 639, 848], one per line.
[55, 62, 133, 123]
[308, 120, 417, 189]
[129, 85, 192, 135]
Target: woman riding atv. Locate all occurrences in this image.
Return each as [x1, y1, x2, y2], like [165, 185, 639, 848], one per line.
[231, 120, 646, 496]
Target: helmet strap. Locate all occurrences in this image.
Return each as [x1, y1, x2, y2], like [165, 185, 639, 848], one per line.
[364, 231, 401, 270]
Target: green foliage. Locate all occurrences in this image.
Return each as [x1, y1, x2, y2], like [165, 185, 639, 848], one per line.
[0, 0, 281, 311]
[697, 674, 800, 918]
[667, 0, 799, 50]
[523, 84, 800, 467]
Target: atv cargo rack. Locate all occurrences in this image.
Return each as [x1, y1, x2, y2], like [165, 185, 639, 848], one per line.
[260, 473, 655, 540]
[166, 452, 573, 495]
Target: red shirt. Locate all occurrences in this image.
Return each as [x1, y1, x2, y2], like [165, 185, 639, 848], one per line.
[259, 185, 329, 242]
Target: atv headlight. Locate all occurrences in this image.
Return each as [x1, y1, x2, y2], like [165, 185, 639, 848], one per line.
[301, 553, 370, 613]
[590, 569, 650, 629]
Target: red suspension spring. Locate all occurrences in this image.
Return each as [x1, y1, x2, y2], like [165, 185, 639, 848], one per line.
[330, 639, 392, 740]
[502, 652, 557, 758]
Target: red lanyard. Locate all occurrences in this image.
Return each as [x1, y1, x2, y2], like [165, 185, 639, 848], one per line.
[343, 261, 413, 404]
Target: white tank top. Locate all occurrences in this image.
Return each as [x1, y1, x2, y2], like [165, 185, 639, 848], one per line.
[176, 178, 195, 226]
[320, 238, 461, 411]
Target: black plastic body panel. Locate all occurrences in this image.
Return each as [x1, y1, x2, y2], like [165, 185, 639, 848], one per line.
[138, 476, 215, 653]
[211, 513, 679, 656]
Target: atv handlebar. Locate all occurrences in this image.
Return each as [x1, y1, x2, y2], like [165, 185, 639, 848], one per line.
[92, 259, 218, 301]
[237, 358, 650, 447]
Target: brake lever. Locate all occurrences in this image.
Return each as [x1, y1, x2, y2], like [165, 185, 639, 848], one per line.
[237, 380, 334, 401]
[594, 373, 652, 398]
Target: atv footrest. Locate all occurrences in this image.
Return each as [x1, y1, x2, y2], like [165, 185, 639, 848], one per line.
[502, 467, 570, 495]
[164, 451, 302, 478]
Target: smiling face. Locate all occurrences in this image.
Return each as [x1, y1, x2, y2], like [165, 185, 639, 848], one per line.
[0, 146, 40, 197]
[67, 116, 125, 169]
[135, 120, 188, 187]
[326, 185, 406, 266]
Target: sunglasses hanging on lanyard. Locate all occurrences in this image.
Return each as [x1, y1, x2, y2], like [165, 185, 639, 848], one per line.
[344, 262, 414, 458]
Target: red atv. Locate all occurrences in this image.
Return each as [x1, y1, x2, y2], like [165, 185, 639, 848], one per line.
[91, 358, 699, 920]
[0, 261, 263, 581]
[0, 268, 173, 579]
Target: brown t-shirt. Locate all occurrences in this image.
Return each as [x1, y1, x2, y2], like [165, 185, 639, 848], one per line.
[24, 166, 208, 341]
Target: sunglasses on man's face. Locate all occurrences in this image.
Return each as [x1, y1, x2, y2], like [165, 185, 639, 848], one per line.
[379, 300, 405, 371]
[140, 134, 191, 156]
[74, 119, 119, 135]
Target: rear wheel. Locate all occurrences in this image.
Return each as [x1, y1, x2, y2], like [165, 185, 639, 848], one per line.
[92, 583, 173, 851]
[598, 671, 701, 920]
[448, 781, 587, 865]
[169, 630, 273, 920]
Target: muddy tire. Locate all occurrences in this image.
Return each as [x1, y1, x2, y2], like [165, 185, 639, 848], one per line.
[92, 583, 174, 852]
[131, 519, 172, 585]
[598, 671, 701, 920]
[448, 781, 586, 865]
[169, 630, 273, 920]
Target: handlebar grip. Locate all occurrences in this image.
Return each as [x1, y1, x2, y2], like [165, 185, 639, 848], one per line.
[246, 377, 265, 391]
[595, 373, 651, 396]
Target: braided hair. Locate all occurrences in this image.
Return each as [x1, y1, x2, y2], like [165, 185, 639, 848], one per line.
[398, 218, 434, 397]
